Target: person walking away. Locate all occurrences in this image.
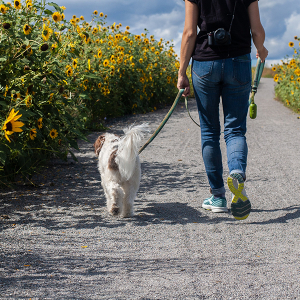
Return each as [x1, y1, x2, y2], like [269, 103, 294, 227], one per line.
[177, 0, 268, 220]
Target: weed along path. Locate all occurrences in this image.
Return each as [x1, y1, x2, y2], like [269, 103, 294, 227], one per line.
[1, 78, 300, 299]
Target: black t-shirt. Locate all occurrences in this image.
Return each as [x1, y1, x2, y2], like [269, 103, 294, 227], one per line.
[187, 0, 257, 61]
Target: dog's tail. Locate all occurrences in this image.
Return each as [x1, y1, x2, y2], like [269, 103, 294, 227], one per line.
[116, 123, 150, 180]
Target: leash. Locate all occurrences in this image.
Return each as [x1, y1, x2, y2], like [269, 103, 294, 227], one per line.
[139, 58, 265, 154]
[139, 89, 186, 154]
[249, 57, 265, 119]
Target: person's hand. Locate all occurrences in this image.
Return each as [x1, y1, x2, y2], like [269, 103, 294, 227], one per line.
[177, 73, 190, 97]
[256, 46, 268, 62]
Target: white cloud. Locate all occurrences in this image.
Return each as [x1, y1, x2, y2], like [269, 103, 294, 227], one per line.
[265, 13, 300, 59]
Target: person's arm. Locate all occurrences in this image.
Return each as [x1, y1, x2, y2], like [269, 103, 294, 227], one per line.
[248, 0, 268, 62]
[177, 0, 198, 96]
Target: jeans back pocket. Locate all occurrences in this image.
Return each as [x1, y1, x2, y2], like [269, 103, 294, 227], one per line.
[192, 60, 214, 79]
[232, 54, 251, 85]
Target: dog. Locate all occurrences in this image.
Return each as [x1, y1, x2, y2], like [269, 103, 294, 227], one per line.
[94, 123, 150, 217]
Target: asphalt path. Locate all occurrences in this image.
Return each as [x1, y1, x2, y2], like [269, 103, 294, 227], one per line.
[1, 78, 300, 299]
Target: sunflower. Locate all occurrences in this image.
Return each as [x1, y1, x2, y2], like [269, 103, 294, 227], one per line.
[80, 16, 84, 20]
[72, 58, 78, 69]
[11, 92, 21, 101]
[93, 10, 98, 15]
[37, 117, 43, 129]
[49, 129, 58, 139]
[103, 59, 109, 67]
[29, 128, 37, 140]
[273, 74, 279, 82]
[14, 0, 21, 9]
[1, 108, 24, 142]
[97, 49, 102, 58]
[25, 95, 32, 107]
[42, 23, 53, 41]
[0, 4, 9, 13]
[52, 12, 62, 22]
[289, 41, 294, 48]
[99, 12, 103, 17]
[98, 82, 102, 88]
[66, 66, 73, 76]
[51, 43, 58, 51]
[23, 24, 32, 35]
[70, 18, 76, 26]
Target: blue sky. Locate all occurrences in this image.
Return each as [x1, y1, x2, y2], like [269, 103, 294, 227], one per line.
[51, 0, 300, 66]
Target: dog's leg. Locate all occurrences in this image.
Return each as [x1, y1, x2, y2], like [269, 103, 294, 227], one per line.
[105, 182, 124, 216]
[120, 179, 140, 218]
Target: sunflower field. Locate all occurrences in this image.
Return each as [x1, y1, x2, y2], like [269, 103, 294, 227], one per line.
[273, 37, 300, 112]
[0, 0, 180, 184]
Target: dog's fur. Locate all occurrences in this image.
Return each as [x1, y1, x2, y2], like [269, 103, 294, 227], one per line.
[94, 123, 149, 217]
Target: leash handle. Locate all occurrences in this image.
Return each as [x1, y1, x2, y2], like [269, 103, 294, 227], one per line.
[251, 57, 265, 95]
[249, 58, 265, 119]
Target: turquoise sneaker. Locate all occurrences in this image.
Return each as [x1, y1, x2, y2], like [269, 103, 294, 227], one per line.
[227, 173, 251, 220]
[202, 195, 228, 213]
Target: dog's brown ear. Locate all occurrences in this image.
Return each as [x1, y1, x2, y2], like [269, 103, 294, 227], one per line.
[94, 135, 105, 156]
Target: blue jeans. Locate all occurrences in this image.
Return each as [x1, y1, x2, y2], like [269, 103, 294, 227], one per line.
[191, 54, 252, 196]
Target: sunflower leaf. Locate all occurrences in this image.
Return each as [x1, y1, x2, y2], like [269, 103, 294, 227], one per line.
[47, 2, 63, 13]
[44, 9, 53, 15]
[68, 150, 78, 162]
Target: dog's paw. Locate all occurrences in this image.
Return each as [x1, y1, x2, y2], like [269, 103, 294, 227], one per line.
[121, 211, 134, 218]
[109, 204, 119, 216]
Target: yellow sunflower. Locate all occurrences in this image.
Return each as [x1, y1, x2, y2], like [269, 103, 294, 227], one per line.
[11, 92, 21, 101]
[49, 129, 58, 139]
[37, 118, 43, 129]
[66, 66, 73, 76]
[52, 12, 62, 22]
[72, 58, 78, 69]
[1, 108, 25, 142]
[14, 0, 21, 9]
[0, 4, 9, 13]
[97, 49, 102, 58]
[42, 23, 53, 41]
[23, 24, 32, 35]
[272, 66, 276, 72]
[103, 59, 109, 67]
[99, 12, 103, 17]
[29, 128, 37, 140]
[93, 10, 98, 15]
[289, 41, 294, 48]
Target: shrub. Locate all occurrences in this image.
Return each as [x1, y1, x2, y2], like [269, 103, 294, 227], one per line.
[0, 0, 179, 184]
[273, 37, 300, 112]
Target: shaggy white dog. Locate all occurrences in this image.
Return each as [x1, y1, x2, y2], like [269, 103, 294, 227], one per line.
[94, 123, 150, 217]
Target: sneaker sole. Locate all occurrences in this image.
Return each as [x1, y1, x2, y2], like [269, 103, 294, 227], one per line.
[202, 204, 228, 213]
[227, 177, 251, 220]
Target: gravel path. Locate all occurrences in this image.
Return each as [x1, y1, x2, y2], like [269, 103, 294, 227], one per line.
[1, 78, 300, 299]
